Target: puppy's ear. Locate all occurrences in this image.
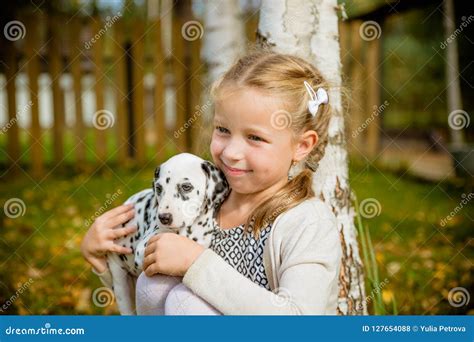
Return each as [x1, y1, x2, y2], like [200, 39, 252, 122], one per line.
[152, 166, 161, 208]
[201, 161, 229, 211]
[154, 166, 161, 180]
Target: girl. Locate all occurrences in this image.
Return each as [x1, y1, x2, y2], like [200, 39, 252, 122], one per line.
[81, 50, 341, 315]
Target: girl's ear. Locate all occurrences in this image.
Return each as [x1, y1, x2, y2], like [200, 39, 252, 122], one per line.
[293, 130, 318, 162]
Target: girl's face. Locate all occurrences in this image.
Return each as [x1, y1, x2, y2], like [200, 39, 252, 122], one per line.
[210, 87, 296, 194]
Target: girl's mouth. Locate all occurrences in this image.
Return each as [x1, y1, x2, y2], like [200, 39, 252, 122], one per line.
[222, 162, 252, 176]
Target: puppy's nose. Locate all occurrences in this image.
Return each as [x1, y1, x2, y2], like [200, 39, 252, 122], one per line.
[158, 213, 173, 225]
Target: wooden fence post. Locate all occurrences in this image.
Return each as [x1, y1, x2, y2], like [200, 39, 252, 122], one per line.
[70, 17, 86, 168]
[4, 42, 20, 174]
[25, 15, 43, 178]
[366, 26, 382, 159]
[152, 18, 167, 162]
[92, 17, 107, 164]
[49, 15, 65, 165]
[172, 15, 187, 152]
[113, 20, 129, 164]
[131, 21, 146, 164]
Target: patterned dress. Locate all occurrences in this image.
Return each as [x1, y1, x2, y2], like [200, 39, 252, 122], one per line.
[209, 215, 273, 290]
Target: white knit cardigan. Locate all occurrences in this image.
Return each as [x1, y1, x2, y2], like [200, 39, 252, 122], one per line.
[93, 197, 341, 315]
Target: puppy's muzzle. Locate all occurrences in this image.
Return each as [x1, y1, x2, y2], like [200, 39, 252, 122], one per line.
[158, 213, 173, 225]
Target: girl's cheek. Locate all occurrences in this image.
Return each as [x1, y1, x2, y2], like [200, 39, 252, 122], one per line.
[210, 135, 223, 158]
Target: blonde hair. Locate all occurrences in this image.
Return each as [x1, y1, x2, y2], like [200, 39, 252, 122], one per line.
[210, 50, 332, 238]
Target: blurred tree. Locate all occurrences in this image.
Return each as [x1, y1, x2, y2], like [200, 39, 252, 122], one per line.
[196, 0, 246, 155]
[443, 0, 465, 148]
[257, 0, 367, 315]
[202, 0, 246, 85]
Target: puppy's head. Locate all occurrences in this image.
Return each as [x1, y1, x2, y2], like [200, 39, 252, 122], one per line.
[152, 153, 228, 230]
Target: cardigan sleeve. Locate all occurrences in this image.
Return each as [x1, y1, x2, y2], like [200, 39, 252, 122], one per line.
[92, 266, 113, 289]
[182, 199, 341, 315]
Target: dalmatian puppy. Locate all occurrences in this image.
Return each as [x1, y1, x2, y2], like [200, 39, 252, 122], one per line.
[106, 153, 229, 315]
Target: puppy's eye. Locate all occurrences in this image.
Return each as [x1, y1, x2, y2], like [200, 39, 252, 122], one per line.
[180, 183, 194, 192]
[155, 184, 163, 196]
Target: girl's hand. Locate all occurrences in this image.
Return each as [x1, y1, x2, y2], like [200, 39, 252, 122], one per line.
[143, 233, 205, 277]
[81, 203, 137, 273]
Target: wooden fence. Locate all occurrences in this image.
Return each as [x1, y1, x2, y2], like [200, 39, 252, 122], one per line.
[1, 13, 220, 178]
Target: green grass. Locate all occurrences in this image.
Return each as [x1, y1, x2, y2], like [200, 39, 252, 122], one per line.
[350, 160, 473, 315]
[0, 153, 472, 314]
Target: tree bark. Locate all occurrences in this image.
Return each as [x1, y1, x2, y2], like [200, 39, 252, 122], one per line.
[197, 0, 246, 155]
[257, 0, 367, 315]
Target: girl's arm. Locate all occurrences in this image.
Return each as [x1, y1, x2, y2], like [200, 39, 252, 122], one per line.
[182, 200, 341, 315]
[81, 204, 138, 287]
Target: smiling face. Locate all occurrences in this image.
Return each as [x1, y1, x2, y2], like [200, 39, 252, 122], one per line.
[210, 86, 297, 194]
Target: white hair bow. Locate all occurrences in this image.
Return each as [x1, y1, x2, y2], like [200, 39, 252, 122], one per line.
[304, 81, 329, 117]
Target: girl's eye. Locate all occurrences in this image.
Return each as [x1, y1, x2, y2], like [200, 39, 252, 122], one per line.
[215, 126, 229, 134]
[248, 135, 264, 142]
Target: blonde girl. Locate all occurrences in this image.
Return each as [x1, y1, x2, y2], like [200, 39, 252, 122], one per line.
[81, 50, 341, 315]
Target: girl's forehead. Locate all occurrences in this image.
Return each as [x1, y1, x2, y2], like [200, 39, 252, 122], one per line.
[214, 87, 287, 126]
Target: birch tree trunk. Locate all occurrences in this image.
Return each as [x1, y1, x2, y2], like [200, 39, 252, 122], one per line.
[202, 0, 246, 84]
[257, 0, 367, 315]
[197, 0, 246, 155]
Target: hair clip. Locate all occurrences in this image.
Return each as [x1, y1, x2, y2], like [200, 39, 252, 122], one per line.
[304, 81, 329, 117]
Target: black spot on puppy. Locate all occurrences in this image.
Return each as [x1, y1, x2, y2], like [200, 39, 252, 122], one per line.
[154, 166, 161, 179]
[215, 182, 225, 193]
[201, 162, 211, 177]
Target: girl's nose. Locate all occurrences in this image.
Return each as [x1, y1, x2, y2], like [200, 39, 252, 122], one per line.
[221, 138, 245, 161]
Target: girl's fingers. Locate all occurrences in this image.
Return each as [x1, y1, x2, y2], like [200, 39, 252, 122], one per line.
[100, 203, 134, 221]
[109, 243, 133, 254]
[109, 226, 137, 240]
[146, 234, 161, 245]
[144, 240, 156, 256]
[143, 254, 154, 271]
[105, 209, 135, 228]
[144, 264, 156, 277]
